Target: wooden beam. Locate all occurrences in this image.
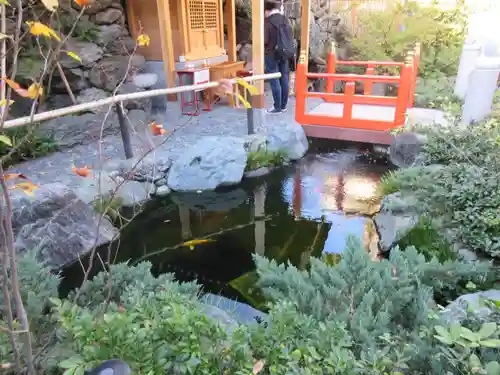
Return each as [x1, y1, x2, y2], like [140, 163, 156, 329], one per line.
[251, 0, 265, 108]
[300, 0, 311, 63]
[226, 0, 237, 62]
[156, 0, 177, 101]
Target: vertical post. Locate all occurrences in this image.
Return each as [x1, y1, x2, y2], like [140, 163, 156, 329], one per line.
[226, 0, 237, 62]
[292, 172, 302, 219]
[364, 64, 374, 95]
[326, 42, 337, 95]
[462, 56, 500, 125]
[300, 0, 311, 63]
[247, 107, 254, 134]
[253, 184, 266, 255]
[394, 61, 412, 126]
[116, 102, 133, 159]
[343, 82, 355, 121]
[455, 39, 482, 100]
[156, 0, 177, 102]
[295, 52, 307, 124]
[251, 0, 265, 109]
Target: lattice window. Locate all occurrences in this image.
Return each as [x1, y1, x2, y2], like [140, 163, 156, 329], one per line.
[203, 1, 218, 29]
[189, 0, 204, 30]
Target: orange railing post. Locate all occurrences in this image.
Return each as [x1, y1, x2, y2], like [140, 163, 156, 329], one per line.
[343, 82, 355, 122]
[394, 60, 413, 126]
[295, 51, 308, 124]
[326, 42, 337, 96]
[364, 64, 375, 95]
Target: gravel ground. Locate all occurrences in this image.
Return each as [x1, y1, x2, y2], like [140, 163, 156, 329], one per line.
[6, 94, 323, 189]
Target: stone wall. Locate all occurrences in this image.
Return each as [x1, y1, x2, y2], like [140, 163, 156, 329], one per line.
[7, 0, 157, 148]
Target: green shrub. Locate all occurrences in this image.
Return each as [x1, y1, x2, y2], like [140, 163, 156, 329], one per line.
[0, 127, 58, 167]
[352, 0, 466, 78]
[0, 251, 60, 371]
[414, 77, 462, 110]
[397, 217, 456, 262]
[246, 148, 288, 171]
[69, 261, 199, 309]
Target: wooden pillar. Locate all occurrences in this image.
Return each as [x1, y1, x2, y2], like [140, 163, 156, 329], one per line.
[300, 0, 311, 63]
[156, 0, 177, 101]
[226, 0, 237, 62]
[251, 0, 265, 108]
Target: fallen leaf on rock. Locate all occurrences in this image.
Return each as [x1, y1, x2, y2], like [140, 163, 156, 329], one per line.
[8, 181, 40, 196]
[151, 121, 167, 136]
[72, 164, 91, 177]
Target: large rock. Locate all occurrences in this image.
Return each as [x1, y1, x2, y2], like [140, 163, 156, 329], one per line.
[201, 304, 239, 333]
[201, 293, 267, 326]
[374, 193, 419, 252]
[76, 88, 110, 114]
[11, 183, 118, 269]
[51, 68, 90, 94]
[95, 24, 127, 48]
[107, 35, 136, 55]
[89, 55, 146, 92]
[389, 132, 427, 168]
[167, 136, 248, 192]
[59, 40, 104, 69]
[266, 121, 308, 160]
[39, 112, 120, 148]
[93, 8, 123, 25]
[440, 290, 500, 324]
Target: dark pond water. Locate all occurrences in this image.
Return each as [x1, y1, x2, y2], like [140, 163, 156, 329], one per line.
[61, 140, 391, 308]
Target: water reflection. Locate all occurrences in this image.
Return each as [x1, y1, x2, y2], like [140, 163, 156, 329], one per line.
[60, 143, 389, 304]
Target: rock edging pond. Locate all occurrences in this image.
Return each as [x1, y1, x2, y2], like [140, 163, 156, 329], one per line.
[11, 121, 309, 269]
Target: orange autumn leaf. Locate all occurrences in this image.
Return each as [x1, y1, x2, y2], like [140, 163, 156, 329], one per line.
[151, 121, 167, 136]
[1, 78, 42, 99]
[72, 164, 92, 177]
[4, 173, 28, 181]
[8, 181, 40, 196]
[74, 0, 91, 6]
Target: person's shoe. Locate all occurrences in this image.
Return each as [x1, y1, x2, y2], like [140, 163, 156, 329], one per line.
[266, 108, 283, 114]
[281, 107, 287, 113]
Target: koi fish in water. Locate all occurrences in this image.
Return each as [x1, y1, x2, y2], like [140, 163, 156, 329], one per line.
[182, 239, 215, 250]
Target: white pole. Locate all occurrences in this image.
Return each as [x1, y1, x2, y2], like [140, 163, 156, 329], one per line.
[462, 56, 500, 125]
[454, 39, 482, 100]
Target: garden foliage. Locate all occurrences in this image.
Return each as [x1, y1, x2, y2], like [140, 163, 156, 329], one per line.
[352, 0, 467, 78]
[1, 239, 498, 374]
[384, 118, 500, 258]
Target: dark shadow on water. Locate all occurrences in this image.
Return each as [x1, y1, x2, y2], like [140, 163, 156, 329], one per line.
[60, 139, 391, 307]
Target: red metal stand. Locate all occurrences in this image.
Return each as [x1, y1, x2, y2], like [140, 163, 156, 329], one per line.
[176, 68, 213, 116]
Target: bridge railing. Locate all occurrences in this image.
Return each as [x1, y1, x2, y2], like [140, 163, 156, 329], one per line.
[295, 43, 420, 132]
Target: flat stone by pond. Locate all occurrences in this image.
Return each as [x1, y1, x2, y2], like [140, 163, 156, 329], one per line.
[59, 140, 390, 306]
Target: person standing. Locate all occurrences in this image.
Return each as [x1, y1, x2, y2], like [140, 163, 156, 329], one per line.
[264, 0, 295, 114]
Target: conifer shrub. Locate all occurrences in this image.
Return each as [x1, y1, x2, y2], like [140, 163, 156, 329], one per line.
[1, 242, 497, 374]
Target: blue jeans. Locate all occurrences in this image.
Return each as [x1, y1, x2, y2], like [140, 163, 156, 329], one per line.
[264, 55, 289, 110]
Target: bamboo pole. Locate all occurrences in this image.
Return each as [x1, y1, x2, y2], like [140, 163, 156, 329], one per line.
[3, 73, 281, 129]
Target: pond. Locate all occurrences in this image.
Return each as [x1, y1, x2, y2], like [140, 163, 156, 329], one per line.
[60, 140, 391, 309]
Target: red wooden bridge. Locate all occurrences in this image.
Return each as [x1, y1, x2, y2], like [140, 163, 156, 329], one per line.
[294, 43, 420, 145]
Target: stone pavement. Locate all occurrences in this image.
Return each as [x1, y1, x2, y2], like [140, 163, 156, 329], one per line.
[6, 94, 322, 189]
